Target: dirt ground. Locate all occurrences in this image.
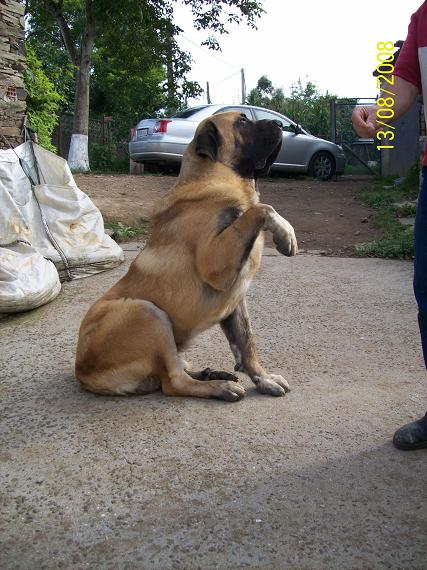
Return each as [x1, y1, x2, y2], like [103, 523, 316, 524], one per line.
[75, 173, 381, 255]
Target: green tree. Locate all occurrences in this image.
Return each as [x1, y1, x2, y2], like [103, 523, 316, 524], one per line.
[89, 14, 203, 139]
[247, 76, 358, 142]
[24, 0, 264, 171]
[23, 46, 63, 152]
[247, 77, 335, 139]
[283, 79, 333, 138]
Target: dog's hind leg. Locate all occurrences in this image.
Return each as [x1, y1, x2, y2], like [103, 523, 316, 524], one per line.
[160, 352, 245, 402]
[126, 312, 245, 401]
[77, 299, 244, 401]
[220, 299, 290, 397]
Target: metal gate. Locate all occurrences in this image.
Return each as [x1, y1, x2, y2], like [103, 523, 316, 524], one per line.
[330, 98, 379, 175]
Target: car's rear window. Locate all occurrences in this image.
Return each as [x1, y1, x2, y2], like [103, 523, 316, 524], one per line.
[172, 106, 209, 119]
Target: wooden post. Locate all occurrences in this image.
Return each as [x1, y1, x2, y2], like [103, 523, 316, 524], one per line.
[129, 157, 144, 175]
[330, 100, 337, 143]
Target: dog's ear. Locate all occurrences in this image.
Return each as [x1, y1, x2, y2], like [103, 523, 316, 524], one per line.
[195, 120, 221, 161]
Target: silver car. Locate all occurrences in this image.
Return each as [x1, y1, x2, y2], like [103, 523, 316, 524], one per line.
[129, 104, 346, 180]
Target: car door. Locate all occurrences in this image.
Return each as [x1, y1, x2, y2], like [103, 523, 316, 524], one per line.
[252, 108, 308, 170]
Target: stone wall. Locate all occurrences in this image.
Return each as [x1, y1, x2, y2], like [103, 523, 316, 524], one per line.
[0, 0, 26, 149]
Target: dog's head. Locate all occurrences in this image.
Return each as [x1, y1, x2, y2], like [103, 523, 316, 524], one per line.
[184, 111, 283, 179]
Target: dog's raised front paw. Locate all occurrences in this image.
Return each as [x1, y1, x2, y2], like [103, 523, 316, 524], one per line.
[253, 374, 290, 396]
[265, 210, 298, 257]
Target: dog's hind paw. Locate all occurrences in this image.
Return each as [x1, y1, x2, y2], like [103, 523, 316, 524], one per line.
[253, 374, 290, 396]
[214, 380, 246, 402]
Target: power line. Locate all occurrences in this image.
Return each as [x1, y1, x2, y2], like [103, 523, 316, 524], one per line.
[212, 70, 241, 87]
[179, 34, 240, 69]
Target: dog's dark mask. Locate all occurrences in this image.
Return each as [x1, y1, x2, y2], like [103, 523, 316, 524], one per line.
[194, 115, 282, 180]
[232, 116, 283, 179]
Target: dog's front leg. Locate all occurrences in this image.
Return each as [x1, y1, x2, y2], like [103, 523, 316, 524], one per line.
[220, 299, 290, 396]
[196, 204, 297, 291]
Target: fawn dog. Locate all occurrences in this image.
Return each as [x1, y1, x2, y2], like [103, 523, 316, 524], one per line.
[75, 112, 297, 401]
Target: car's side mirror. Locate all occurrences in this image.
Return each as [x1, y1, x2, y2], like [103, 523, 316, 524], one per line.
[272, 120, 285, 130]
[288, 123, 302, 135]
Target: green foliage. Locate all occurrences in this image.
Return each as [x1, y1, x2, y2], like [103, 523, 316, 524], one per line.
[181, 0, 264, 49]
[358, 187, 400, 209]
[355, 230, 414, 259]
[392, 203, 417, 217]
[88, 143, 128, 173]
[247, 77, 336, 138]
[24, 1, 78, 113]
[23, 46, 63, 152]
[104, 219, 151, 242]
[355, 163, 421, 259]
[25, 0, 264, 148]
[398, 161, 420, 198]
[247, 76, 357, 142]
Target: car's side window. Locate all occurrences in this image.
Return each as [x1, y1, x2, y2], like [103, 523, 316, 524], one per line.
[215, 106, 254, 120]
[253, 109, 291, 130]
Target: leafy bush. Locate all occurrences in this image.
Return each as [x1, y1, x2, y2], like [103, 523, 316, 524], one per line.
[104, 219, 150, 242]
[355, 230, 414, 259]
[246, 76, 353, 141]
[398, 161, 420, 198]
[23, 47, 63, 152]
[89, 143, 128, 172]
[355, 163, 421, 259]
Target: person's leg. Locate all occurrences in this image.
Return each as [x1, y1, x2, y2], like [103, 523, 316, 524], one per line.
[393, 166, 427, 450]
[414, 166, 427, 368]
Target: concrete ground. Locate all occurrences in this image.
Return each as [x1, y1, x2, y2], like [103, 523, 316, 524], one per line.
[1, 248, 426, 570]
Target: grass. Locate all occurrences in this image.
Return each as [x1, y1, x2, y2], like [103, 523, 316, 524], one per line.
[355, 162, 420, 259]
[104, 219, 151, 242]
[344, 163, 380, 176]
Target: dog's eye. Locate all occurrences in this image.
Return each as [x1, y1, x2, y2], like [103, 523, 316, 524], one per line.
[239, 115, 249, 124]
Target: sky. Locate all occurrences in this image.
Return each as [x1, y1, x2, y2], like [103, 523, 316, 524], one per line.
[172, 0, 423, 106]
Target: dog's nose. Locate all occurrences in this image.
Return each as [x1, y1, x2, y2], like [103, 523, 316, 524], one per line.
[272, 120, 283, 129]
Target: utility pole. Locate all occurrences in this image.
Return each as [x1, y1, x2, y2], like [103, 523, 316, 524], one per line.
[165, 23, 175, 114]
[206, 81, 211, 104]
[241, 68, 246, 104]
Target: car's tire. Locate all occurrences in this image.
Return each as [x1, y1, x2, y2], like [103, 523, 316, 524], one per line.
[143, 162, 162, 174]
[308, 151, 335, 181]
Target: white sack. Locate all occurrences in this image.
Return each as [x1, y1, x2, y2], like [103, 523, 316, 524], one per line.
[0, 141, 124, 314]
[0, 242, 61, 315]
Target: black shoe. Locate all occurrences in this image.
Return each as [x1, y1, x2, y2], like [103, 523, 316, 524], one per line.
[393, 413, 427, 450]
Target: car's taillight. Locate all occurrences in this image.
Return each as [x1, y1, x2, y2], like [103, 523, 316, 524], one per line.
[153, 119, 172, 134]
[130, 127, 136, 140]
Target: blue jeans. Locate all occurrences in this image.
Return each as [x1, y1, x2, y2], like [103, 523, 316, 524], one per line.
[414, 166, 427, 370]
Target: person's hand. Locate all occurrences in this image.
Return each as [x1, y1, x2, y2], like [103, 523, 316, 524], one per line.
[351, 106, 379, 138]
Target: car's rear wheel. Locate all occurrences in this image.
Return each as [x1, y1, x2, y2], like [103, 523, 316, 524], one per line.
[309, 151, 335, 180]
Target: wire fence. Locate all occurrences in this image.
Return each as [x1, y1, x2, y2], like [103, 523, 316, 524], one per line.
[52, 115, 128, 161]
